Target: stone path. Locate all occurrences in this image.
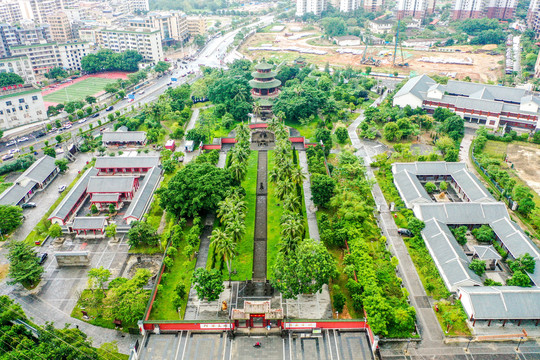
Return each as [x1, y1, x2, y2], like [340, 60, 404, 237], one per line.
[252, 151, 267, 281]
[298, 150, 319, 241]
[348, 94, 445, 346]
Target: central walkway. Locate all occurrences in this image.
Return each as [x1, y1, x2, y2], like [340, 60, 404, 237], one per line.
[252, 151, 268, 281]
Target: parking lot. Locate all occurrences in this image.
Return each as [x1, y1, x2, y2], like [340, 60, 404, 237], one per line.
[138, 330, 373, 360]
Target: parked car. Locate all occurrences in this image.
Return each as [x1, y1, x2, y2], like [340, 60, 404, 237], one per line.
[77, 118, 86, 124]
[106, 106, 114, 111]
[35, 131, 46, 138]
[58, 185, 66, 193]
[63, 123, 72, 129]
[167, 82, 172, 86]
[6, 140, 16, 147]
[2, 154, 13, 161]
[17, 137, 29, 143]
[91, 113, 100, 118]
[397, 228, 413, 237]
[128, 98, 134, 103]
[37, 253, 48, 265]
[138, 90, 145, 95]
[9, 148, 20, 155]
[178, 157, 184, 163]
[21, 202, 36, 209]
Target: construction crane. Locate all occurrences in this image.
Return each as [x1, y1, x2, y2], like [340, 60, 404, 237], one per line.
[393, 20, 409, 67]
[361, 42, 381, 67]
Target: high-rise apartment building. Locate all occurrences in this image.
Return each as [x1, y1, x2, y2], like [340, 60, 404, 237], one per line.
[528, 0, 540, 36]
[9, 41, 90, 76]
[97, 27, 163, 64]
[48, 12, 73, 43]
[0, 56, 36, 84]
[363, 0, 385, 11]
[19, 0, 78, 22]
[129, 0, 149, 12]
[128, 11, 188, 44]
[453, 0, 515, 19]
[187, 17, 206, 36]
[0, 23, 52, 58]
[339, 0, 360, 12]
[0, 85, 46, 130]
[0, 1, 23, 23]
[296, 0, 327, 16]
[396, 0, 434, 19]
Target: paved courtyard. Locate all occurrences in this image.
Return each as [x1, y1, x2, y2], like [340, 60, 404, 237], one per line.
[138, 330, 373, 360]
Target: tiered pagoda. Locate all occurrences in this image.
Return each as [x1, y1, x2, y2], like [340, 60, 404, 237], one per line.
[249, 60, 281, 119]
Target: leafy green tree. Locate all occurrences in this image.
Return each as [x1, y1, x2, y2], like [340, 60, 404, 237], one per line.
[7, 241, 44, 287]
[272, 238, 337, 299]
[43, 147, 56, 158]
[506, 270, 531, 287]
[321, 17, 346, 37]
[315, 128, 333, 152]
[445, 148, 459, 162]
[91, 203, 98, 214]
[513, 185, 536, 216]
[127, 221, 159, 247]
[311, 174, 336, 207]
[154, 61, 171, 73]
[435, 136, 454, 155]
[54, 158, 69, 172]
[335, 127, 348, 144]
[158, 163, 235, 217]
[424, 182, 437, 193]
[87, 266, 111, 292]
[469, 259, 486, 276]
[407, 217, 425, 237]
[383, 122, 400, 141]
[210, 229, 237, 286]
[273, 84, 327, 123]
[472, 225, 494, 243]
[0, 72, 24, 86]
[85, 95, 97, 105]
[48, 223, 63, 238]
[0, 205, 23, 234]
[451, 226, 468, 245]
[439, 181, 448, 192]
[106, 268, 151, 324]
[105, 223, 117, 240]
[509, 253, 536, 273]
[44, 67, 68, 80]
[192, 268, 224, 301]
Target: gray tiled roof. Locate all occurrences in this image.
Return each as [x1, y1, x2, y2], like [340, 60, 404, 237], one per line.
[72, 216, 107, 230]
[22, 155, 57, 184]
[412, 202, 509, 224]
[472, 245, 501, 260]
[422, 219, 482, 291]
[87, 176, 136, 193]
[102, 131, 146, 143]
[49, 168, 99, 221]
[394, 74, 435, 101]
[124, 166, 162, 221]
[458, 286, 540, 320]
[95, 156, 160, 169]
[0, 179, 37, 206]
[91, 193, 121, 202]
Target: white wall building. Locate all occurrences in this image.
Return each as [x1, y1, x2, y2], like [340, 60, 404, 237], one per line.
[97, 27, 163, 64]
[0, 85, 46, 130]
[296, 0, 327, 16]
[397, 0, 434, 19]
[0, 56, 36, 84]
[0, 1, 23, 23]
[128, 11, 189, 43]
[339, 0, 360, 12]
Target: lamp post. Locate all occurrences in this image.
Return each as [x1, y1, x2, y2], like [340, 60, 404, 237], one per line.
[516, 336, 524, 352]
[465, 337, 473, 352]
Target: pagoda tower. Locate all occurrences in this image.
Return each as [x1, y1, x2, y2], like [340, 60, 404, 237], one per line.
[249, 60, 281, 119]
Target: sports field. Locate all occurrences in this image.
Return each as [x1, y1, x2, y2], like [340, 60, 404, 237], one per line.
[43, 77, 118, 104]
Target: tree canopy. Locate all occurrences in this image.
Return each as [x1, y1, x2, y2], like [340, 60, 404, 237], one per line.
[7, 241, 44, 287]
[273, 84, 327, 123]
[192, 268, 224, 301]
[127, 221, 160, 247]
[81, 49, 143, 73]
[0, 73, 24, 87]
[158, 163, 235, 217]
[0, 205, 23, 234]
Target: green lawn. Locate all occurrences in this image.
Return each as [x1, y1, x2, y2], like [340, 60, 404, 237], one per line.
[285, 118, 319, 142]
[483, 140, 508, 160]
[43, 77, 118, 104]
[433, 300, 472, 336]
[0, 182, 12, 195]
[267, 150, 282, 277]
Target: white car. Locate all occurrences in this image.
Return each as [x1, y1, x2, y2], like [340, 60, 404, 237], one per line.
[6, 140, 16, 147]
[2, 154, 13, 161]
[9, 148, 20, 155]
[138, 90, 145, 95]
[63, 124, 72, 129]
[77, 119, 86, 124]
[17, 137, 29, 143]
[58, 185, 66, 193]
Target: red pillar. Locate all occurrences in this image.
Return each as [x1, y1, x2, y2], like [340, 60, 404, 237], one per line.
[518, 319, 522, 326]
[488, 320, 491, 326]
[502, 320, 506, 327]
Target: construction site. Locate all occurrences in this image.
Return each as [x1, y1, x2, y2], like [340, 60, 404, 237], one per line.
[240, 23, 504, 82]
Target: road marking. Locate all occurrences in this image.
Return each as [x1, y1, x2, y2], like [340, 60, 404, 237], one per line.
[333, 329, 341, 360]
[326, 329, 334, 360]
[180, 331, 189, 360]
[173, 331, 183, 360]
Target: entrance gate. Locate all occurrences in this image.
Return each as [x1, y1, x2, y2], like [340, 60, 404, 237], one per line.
[232, 300, 283, 329]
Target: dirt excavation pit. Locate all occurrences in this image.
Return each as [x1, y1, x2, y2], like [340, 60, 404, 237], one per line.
[506, 143, 540, 197]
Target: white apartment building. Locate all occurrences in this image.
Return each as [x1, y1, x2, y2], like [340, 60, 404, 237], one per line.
[0, 85, 46, 130]
[296, 0, 327, 16]
[527, 0, 540, 37]
[453, 0, 516, 19]
[397, 0, 434, 19]
[48, 12, 73, 43]
[363, 0, 384, 11]
[339, 0, 360, 12]
[97, 27, 163, 64]
[128, 11, 189, 43]
[0, 56, 36, 84]
[10, 41, 90, 76]
[129, 0, 149, 12]
[0, 1, 23, 23]
[368, 19, 394, 34]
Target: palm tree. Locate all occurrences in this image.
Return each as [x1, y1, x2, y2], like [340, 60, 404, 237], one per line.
[228, 159, 247, 183]
[290, 167, 306, 187]
[276, 179, 295, 200]
[279, 235, 300, 254]
[280, 213, 304, 244]
[283, 193, 301, 213]
[226, 218, 246, 243]
[217, 198, 233, 223]
[253, 101, 262, 120]
[211, 229, 237, 287]
[233, 90, 247, 103]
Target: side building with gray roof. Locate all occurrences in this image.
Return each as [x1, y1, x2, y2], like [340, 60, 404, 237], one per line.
[95, 156, 160, 174]
[392, 161, 540, 327]
[102, 131, 147, 146]
[393, 74, 540, 131]
[0, 155, 58, 206]
[124, 166, 162, 224]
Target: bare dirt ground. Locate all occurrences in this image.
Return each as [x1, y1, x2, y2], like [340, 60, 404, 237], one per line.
[241, 23, 504, 82]
[506, 143, 540, 197]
